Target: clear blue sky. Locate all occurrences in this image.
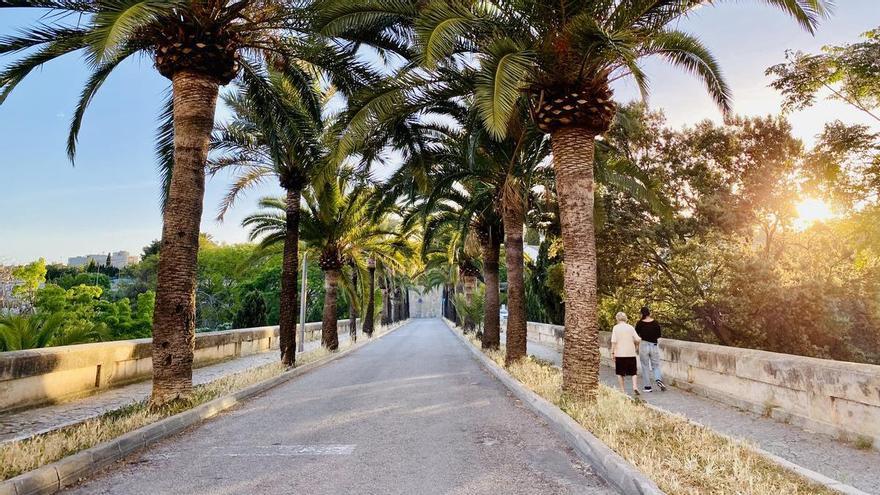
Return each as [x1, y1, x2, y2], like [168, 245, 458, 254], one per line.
[1, 2, 878, 264]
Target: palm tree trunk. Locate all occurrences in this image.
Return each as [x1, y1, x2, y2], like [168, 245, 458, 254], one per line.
[449, 284, 457, 322]
[502, 204, 527, 364]
[462, 275, 476, 332]
[454, 281, 463, 326]
[349, 269, 358, 343]
[389, 286, 395, 323]
[321, 268, 340, 350]
[481, 240, 501, 350]
[151, 71, 219, 406]
[364, 266, 375, 336]
[403, 288, 410, 319]
[278, 185, 301, 367]
[551, 127, 600, 401]
[380, 276, 389, 325]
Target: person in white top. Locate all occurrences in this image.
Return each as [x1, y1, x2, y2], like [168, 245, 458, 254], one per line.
[610, 312, 641, 396]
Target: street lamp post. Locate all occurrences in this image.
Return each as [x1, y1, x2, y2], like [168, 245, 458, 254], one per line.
[297, 252, 308, 353]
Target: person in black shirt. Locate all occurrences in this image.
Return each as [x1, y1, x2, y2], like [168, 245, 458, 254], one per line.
[635, 306, 666, 392]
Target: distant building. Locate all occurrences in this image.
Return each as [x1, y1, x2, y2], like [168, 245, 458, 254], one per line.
[68, 251, 136, 269]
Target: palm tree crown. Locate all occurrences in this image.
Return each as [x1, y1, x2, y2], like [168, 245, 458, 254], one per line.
[1, 0, 372, 159]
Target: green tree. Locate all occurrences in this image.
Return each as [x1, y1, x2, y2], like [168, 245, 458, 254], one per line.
[142, 240, 160, 259]
[233, 290, 268, 329]
[0, 313, 64, 351]
[11, 258, 47, 312]
[45, 264, 81, 283]
[524, 228, 540, 246]
[805, 121, 880, 207]
[453, 284, 486, 335]
[57, 272, 111, 292]
[767, 26, 880, 122]
[244, 173, 412, 350]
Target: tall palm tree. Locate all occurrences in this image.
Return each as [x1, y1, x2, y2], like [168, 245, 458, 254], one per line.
[244, 173, 412, 349]
[1, 1, 375, 405]
[210, 67, 329, 367]
[408, 0, 828, 400]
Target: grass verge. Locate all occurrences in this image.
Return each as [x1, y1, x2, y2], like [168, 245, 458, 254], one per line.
[456, 328, 835, 495]
[0, 322, 402, 482]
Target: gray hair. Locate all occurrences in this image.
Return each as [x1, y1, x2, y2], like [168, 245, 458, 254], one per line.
[615, 312, 628, 323]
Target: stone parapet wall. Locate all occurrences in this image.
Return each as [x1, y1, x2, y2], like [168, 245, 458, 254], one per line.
[0, 320, 352, 412]
[526, 321, 880, 448]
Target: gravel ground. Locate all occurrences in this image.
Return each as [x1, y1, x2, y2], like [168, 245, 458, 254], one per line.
[63, 319, 615, 495]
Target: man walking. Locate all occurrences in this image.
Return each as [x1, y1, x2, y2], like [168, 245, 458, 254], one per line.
[635, 306, 666, 392]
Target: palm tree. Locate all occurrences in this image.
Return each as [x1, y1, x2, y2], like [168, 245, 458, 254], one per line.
[244, 173, 412, 350]
[413, 139, 505, 347]
[0, 314, 64, 351]
[210, 67, 329, 367]
[408, 0, 828, 400]
[1, 1, 375, 405]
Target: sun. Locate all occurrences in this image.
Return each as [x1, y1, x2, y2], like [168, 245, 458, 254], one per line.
[794, 197, 836, 230]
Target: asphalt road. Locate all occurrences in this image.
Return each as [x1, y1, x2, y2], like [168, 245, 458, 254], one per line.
[64, 319, 614, 495]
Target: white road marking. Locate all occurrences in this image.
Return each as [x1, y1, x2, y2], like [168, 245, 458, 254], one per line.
[142, 444, 356, 460]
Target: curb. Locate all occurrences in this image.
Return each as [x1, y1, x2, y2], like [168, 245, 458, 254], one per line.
[640, 402, 871, 495]
[1, 320, 410, 495]
[518, 333, 870, 495]
[443, 320, 664, 495]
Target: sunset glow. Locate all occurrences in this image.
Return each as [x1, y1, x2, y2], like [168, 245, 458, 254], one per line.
[794, 198, 836, 230]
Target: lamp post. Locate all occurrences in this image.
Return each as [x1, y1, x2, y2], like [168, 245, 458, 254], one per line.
[363, 257, 376, 337]
[297, 252, 308, 353]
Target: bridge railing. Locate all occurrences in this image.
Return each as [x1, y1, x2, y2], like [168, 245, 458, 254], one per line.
[0, 320, 354, 413]
[522, 321, 880, 449]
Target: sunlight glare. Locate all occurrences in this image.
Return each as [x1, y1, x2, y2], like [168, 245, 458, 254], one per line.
[794, 198, 836, 230]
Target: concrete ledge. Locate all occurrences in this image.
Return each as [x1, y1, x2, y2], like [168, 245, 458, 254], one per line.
[444, 320, 663, 495]
[524, 321, 880, 450]
[521, 322, 868, 495]
[0, 320, 409, 495]
[0, 320, 357, 413]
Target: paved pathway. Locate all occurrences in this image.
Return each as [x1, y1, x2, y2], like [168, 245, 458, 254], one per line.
[514, 335, 880, 494]
[64, 319, 614, 495]
[0, 333, 352, 444]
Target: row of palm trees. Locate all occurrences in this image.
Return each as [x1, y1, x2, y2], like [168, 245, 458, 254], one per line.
[1, 0, 828, 406]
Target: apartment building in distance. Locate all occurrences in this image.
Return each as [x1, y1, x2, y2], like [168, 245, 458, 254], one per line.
[68, 251, 138, 269]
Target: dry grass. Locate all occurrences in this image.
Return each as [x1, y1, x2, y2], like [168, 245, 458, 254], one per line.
[0, 339, 351, 481]
[458, 330, 835, 495]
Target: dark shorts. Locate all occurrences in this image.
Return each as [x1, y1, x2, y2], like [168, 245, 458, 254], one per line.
[615, 356, 637, 376]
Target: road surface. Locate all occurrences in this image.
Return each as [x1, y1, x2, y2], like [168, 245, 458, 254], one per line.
[65, 319, 614, 495]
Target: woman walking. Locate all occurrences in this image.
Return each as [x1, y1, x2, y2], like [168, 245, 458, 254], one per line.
[610, 312, 641, 397]
[635, 306, 666, 392]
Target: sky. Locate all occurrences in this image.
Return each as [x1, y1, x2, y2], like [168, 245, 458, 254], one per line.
[1, 2, 879, 265]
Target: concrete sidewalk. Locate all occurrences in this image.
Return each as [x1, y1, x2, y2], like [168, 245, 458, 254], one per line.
[0, 332, 352, 445]
[63, 319, 614, 494]
[512, 334, 880, 494]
